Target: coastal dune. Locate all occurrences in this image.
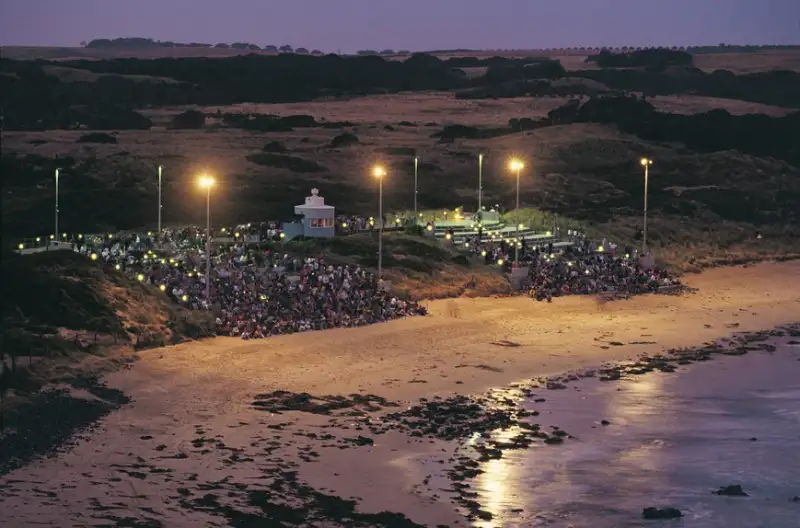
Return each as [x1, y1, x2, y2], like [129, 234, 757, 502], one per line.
[0, 261, 798, 527]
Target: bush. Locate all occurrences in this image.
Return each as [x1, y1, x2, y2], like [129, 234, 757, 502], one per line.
[170, 110, 205, 129]
[76, 133, 117, 144]
[381, 146, 417, 156]
[330, 133, 359, 148]
[246, 153, 325, 172]
[262, 141, 287, 153]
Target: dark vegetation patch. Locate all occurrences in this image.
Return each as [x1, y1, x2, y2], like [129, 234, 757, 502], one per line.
[261, 140, 287, 153]
[170, 109, 205, 129]
[553, 94, 800, 165]
[76, 132, 117, 144]
[585, 48, 693, 71]
[380, 146, 417, 156]
[330, 133, 358, 148]
[246, 153, 325, 172]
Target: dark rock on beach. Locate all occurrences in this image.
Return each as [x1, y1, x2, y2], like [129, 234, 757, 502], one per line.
[642, 507, 683, 520]
[713, 484, 749, 496]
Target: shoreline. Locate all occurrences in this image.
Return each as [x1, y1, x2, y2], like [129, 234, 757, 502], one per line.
[0, 261, 799, 527]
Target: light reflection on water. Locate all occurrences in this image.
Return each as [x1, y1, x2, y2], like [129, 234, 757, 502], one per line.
[469, 428, 520, 528]
[466, 346, 800, 528]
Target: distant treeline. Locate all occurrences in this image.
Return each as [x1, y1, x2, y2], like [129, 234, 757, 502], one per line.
[82, 38, 800, 56]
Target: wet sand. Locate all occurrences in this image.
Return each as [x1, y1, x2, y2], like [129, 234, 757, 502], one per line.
[0, 262, 799, 527]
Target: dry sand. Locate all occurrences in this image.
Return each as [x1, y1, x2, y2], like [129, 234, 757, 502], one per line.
[1, 261, 799, 527]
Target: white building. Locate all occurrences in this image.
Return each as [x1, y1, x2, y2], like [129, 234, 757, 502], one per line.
[282, 188, 335, 240]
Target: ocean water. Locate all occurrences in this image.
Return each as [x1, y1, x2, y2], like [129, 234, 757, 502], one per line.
[468, 343, 800, 528]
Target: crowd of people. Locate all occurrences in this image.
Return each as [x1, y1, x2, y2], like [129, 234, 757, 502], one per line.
[63, 217, 682, 341]
[72, 227, 428, 339]
[462, 230, 680, 301]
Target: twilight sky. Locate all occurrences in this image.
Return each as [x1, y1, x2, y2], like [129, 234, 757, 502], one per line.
[1, 0, 798, 52]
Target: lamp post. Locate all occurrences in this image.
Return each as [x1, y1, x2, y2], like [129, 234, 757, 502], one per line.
[478, 153, 484, 214]
[157, 165, 163, 235]
[509, 159, 524, 266]
[54, 168, 60, 246]
[640, 158, 653, 254]
[373, 165, 386, 281]
[198, 175, 215, 301]
[413, 156, 419, 218]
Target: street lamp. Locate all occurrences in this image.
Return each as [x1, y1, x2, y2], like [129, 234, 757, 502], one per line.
[413, 156, 419, 217]
[640, 158, 653, 254]
[54, 168, 60, 247]
[373, 165, 386, 280]
[478, 153, 484, 214]
[509, 159, 524, 266]
[157, 165, 163, 235]
[198, 175, 215, 301]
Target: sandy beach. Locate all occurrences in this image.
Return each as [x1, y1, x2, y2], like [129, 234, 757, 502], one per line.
[1, 261, 799, 527]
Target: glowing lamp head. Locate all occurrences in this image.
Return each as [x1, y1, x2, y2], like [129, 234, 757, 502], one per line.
[509, 159, 524, 172]
[481, 250, 487, 257]
[198, 175, 215, 189]
[640, 158, 653, 166]
[159, 284, 166, 292]
[90, 253, 98, 261]
[279, 232, 286, 239]
[445, 233, 452, 240]
[36, 237, 41, 242]
[49, 234, 55, 240]
[426, 225, 433, 231]
[372, 166, 386, 179]
[115, 264, 121, 270]
[18, 243, 24, 249]
[136, 274, 144, 282]
[181, 295, 188, 302]
[497, 259, 504, 266]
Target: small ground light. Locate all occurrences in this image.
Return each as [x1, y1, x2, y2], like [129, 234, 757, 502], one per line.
[445, 233, 452, 240]
[18, 243, 24, 249]
[280, 233, 285, 239]
[159, 284, 166, 292]
[62, 233, 67, 238]
[546, 231, 552, 237]
[181, 295, 188, 302]
[426, 225, 432, 231]
[395, 218, 401, 223]
[115, 264, 120, 270]
[137, 274, 144, 281]
[235, 232, 240, 238]
[78, 234, 83, 239]
[625, 253, 630, 259]
[108, 234, 112, 238]
[36, 237, 41, 242]
[90, 253, 98, 261]
[497, 259, 504, 266]
[342, 223, 348, 228]
[481, 250, 487, 257]
[50, 235, 54, 240]
[147, 231, 152, 236]
[260, 295, 267, 301]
